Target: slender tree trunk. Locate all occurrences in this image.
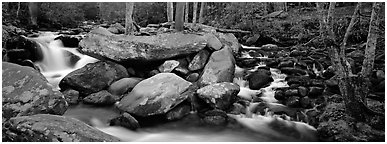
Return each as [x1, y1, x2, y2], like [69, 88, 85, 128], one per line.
[28, 2, 38, 26]
[175, 2, 185, 31]
[125, 2, 134, 35]
[316, 2, 324, 36]
[284, 2, 287, 11]
[167, 2, 174, 22]
[199, 2, 205, 24]
[185, 2, 189, 23]
[342, 3, 362, 48]
[192, 2, 198, 24]
[264, 2, 268, 15]
[16, 2, 21, 18]
[361, 2, 382, 78]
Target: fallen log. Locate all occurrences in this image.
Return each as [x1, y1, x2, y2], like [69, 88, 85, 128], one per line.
[216, 28, 251, 34]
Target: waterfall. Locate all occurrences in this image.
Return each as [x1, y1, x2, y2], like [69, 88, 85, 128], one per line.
[29, 32, 98, 90]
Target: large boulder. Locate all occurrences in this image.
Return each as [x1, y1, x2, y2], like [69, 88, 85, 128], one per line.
[198, 46, 235, 87]
[79, 28, 207, 63]
[2, 114, 121, 142]
[117, 73, 192, 117]
[196, 82, 240, 110]
[59, 61, 128, 95]
[214, 33, 240, 55]
[2, 62, 68, 120]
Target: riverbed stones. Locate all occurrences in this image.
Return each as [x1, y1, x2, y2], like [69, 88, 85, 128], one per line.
[165, 104, 192, 121]
[214, 32, 240, 55]
[107, 23, 125, 34]
[247, 69, 273, 90]
[158, 60, 180, 73]
[108, 77, 143, 95]
[79, 28, 207, 63]
[202, 109, 228, 126]
[196, 82, 240, 110]
[198, 47, 235, 87]
[117, 73, 192, 117]
[2, 114, 121, 142]
[109, 113, 140, 130]
[59, 61, 129, 95]
[2, 62, 68, 120]
[204, 33, 223, 51]
[62, 89, 80, 105]
[83, 90, 119, 105]
[188, 49, 211, 71]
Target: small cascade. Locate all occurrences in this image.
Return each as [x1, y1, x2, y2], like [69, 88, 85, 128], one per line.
[29, 32, 98, 90]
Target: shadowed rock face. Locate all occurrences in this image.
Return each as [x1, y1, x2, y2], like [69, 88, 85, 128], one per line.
[2, 114, 121, 142]
[117, 73, 192, 117]
[2, 62, 68, 120]
[79, 28, 207, 63]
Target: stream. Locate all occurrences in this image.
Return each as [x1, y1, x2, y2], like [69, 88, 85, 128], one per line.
[30, 32, 317, 142]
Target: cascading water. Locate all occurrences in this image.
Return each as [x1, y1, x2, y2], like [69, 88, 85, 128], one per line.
[29, 32, 98, 90]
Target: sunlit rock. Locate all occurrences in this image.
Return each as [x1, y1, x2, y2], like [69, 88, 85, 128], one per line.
[197, 82, 239, 110]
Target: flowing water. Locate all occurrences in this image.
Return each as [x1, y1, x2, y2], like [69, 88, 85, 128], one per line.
[31, 33, 317, 142]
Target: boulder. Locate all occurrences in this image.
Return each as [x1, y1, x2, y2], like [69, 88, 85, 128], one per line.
[2, 114, 120, 142]
[62, 89, 80, 105]
[214, 33, 240, 55]
[197, 82, 239, 110]
[54, 35, 82, 47]
[247, 69, 273, 90]
[298, 86, 309, 97]
[158, 60, 180, 73]
[280, 67, 307, 76]
[79, 28, 207, 63]
[108, 77, 143, 96]
[165, 104, 192, 121]
[83, 90, 120, 105]
[198, 47, 235, 87]
[204, 33, 223, 50]
[59, 61, 128, 95]
[188, 49, 211, 71]
[117, 73, 192, 117]
[2, 62, 68, 120]
[202, 109, 228, 126]
[107, 23, 125, 34]
[186, 73, 200, 82]
[109, 113, 140, 130]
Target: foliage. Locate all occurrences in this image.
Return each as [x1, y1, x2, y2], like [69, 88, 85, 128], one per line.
[39, 3, 85, 28]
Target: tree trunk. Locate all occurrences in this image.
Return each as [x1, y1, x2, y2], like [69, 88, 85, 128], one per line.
[185, 2, 189, 23]
[192, 2, 198, 24]
[199, 2, 205, 24]
[16, 2, 21, 18]
[316, 2, 324, 36]
[28, 2, 38, 26]
[361, 2, 382, 78]
[125, 2, 134, 35]
[284, 2, 287, 11]
[175, 2, 185, 31]
[167, 2, 174, 22]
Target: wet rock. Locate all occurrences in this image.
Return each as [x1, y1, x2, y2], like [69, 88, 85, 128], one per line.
[308, 87, 324, 98]
[80, 28, 207, 63]
[198, 46, 235, 87]
[110, 113, 140, 130]
[309, 79, 325, 87]
[54, 35, 82, 47]
[2, 114, 120, 142]
[286, 76, 311, 86]
[274, 90, 286, 101]
[59, 61, 129, 95]
[245, 34, 260, 46]
[280, 67, 306, 76]
[290, 49, 307, 57]
[83, 90, 120, 105]
[286, 96, 300, 108]
[284, 89, 299, 97]
[237, 58, 259, 68]
[2, 62, 68, 120]
[158, 60, 180, 73]
[62, 89, 80, 105]
[107, 23, 125, 34]
[317, 120, 354, 142]
[197, 82, 239, 110]
[188, 49, 211, 71]
[247, 69, 273, 90]
[204, 33, 223, 50]
[277, 60, 294, 68]
[202, 109, 228, 126]
[108, 77, 143, 95]
[117, 73, 192, 117]
[214, 33, 240, 55]
[5, 36, 43, 63]
[322, 66, 335, 79]
[261, 44, 279, 51]
[186, 73, 200, 82]
[300, 96, 312, 108]
[298, 86, 309, 97]
[148, 69, 160, 77]
[228, 103, 246, 115]
[166, 104, 191, 121]
[325, 79, 340, 94]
